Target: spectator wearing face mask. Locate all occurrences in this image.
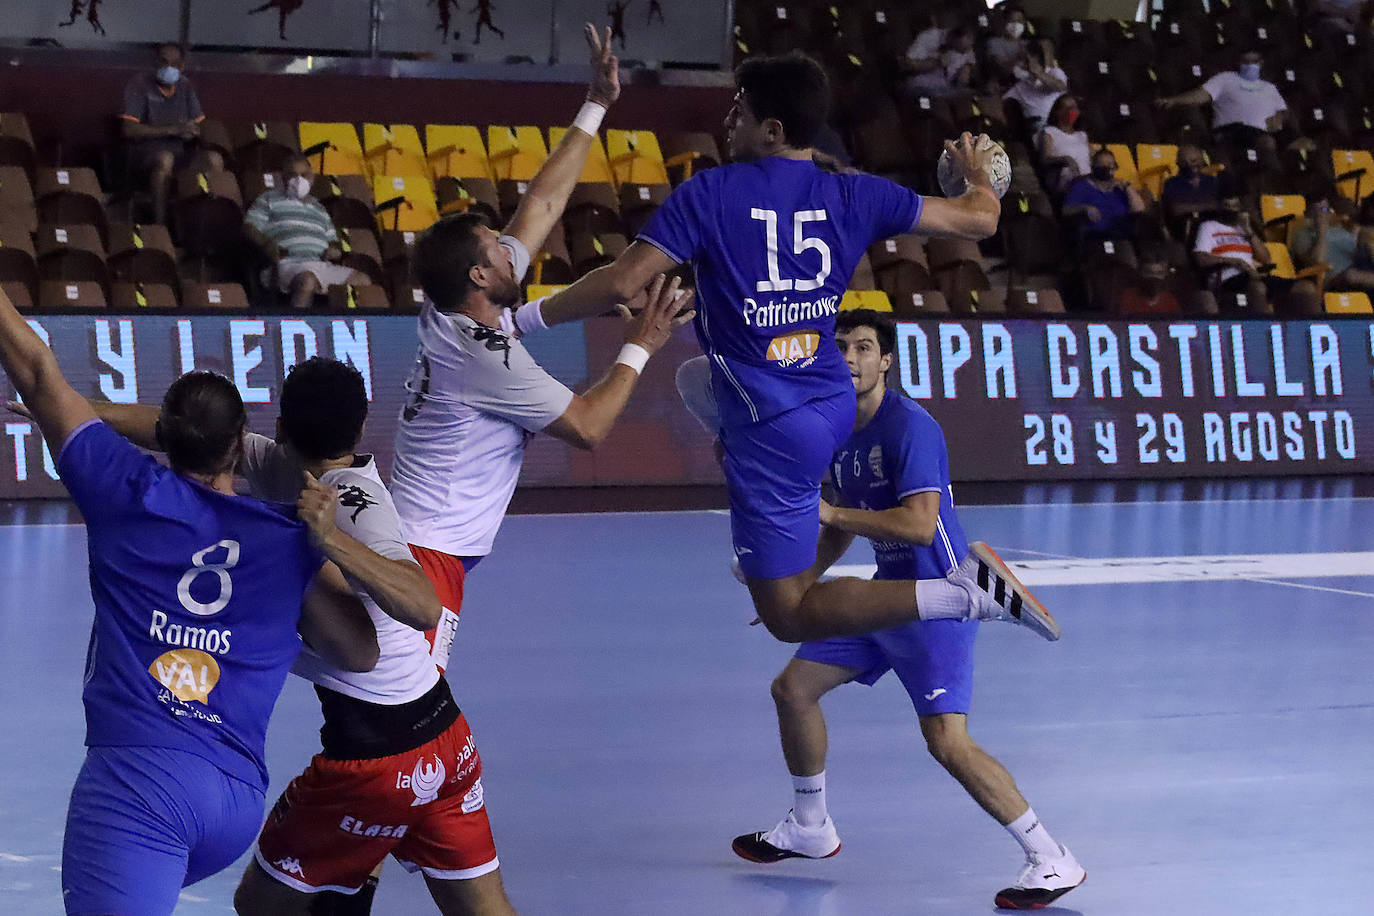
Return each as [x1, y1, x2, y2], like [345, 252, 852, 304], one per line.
[1161, 144, 1225, 231]
[1037, 94, 1091, 194]
[120, 42, 224, 224]
[986, 5, 1030, 84]
[243, 154, 373, 310]
[1192, 195, 1320, 316]
[1115, 255, 1183, 316]
[1002, 40, 1067, 134]
[1294, 198, 1374, 295]
[1062, 148, 1147, 250]
[1156, 49, 1289, 172]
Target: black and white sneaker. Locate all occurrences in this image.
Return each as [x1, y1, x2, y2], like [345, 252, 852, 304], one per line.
[994, 844, 1086, 910]
[950, 542, 1061, 641]
[732, 811, 841, 863]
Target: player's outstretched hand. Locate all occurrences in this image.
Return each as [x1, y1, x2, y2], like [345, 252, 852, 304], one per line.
[4, 399, 32, 420]
[621, 274, 695, 355]
[585, 23, 620, 108]
[944, 131, 994, 190]
[297, 470, 339, 550]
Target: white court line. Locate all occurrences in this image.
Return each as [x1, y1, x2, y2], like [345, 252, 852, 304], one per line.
[1247, 578, 1374, 599]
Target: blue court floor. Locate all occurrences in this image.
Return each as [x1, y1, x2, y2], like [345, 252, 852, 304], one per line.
[1, 496, 1372, 915]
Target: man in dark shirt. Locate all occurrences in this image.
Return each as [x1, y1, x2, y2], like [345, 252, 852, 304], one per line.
[1161, 144, 1223, 236]
[120, 42, 224, 223]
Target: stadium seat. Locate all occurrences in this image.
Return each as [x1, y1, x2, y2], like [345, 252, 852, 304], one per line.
[326, 283, 390, 312]
[1261, 194, 1306, 244]
[182, 282, 250, 311]
[1265, 241, 1326, 286]
[925, 237, 983, 273]
[106, 223, 178, 288]
[1009, 287, 1067, 315]
[110, 281, 178, 310]
[314, 174, 376, 232]
[966, 285, 1009, 316]
[36, 224, 107, 294]
[850, 253, 876, 291]
[525, 284, 569, 300]
[1001, 208, 1063, 283]
[868, 235, 927, 272]
[938, 261, 992, 317]
[239, 169, 280, 208]
[563, 181, 621, 238]
[1324, 291, 1372, 314]
[172, 170, 244, 278]
[364, 124, 428, 179]
[0, 113, 36, 178]
[618, 181, 669, 237]
[530, 221, 574, 286]
[434, 175, 499, 222]
[0, 166, 37, 233]
[298, 122, 368, 178]
[336, 226, 383, 284]
[35, 167, 107, 244]
[890, 288, 950, 318]
[606, 130, 670, 187]
[662, 132, 722, 185]
[38, 280, 105, 310]
[1092, 143, 1141, 191]
[372, 175, 438, 233]
[840, 290, 893, 312]
[229, 120, 299, 175]
[548, 127, 615, 185]
[1331, 149, 1373, 202]
[849, 113, 918, 176]
[568, 229, 628, 275]
[1136, 144, 1179, 199]
[426, 125, 493, 182]
[0, 221, 39, 309]
[487, 126, 548, 182]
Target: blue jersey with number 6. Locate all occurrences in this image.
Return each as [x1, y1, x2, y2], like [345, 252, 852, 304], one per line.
[57, 420, 323, 791]
[640, 157, 923, 429]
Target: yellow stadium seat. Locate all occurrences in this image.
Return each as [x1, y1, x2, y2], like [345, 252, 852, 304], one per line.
[1324, 291, 1372, 314]
[548, 127, 615, 185]
[1331, 149, 1374, 202]
[487, 126, 548, 181]
[1264, 241, 1325, 285]
[840, 290, 893, 312]
[525, 284, 569, 300]
[1135, 144, 1178, 198]
[372, 175, 439, 233]
[1261, 194, 1307, 244]
[298, 122, 368, 177]
[363, 124, 428, 179]
[606, 129, 670, 187]
[426, 125, 493, 182]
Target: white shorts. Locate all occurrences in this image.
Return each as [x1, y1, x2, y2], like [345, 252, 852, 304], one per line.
[273, 259, 355, 292]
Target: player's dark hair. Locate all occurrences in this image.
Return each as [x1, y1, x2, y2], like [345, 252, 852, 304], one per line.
[836, 309, 896, 356]
[414, 212, 491, 311]
[157, 371, 246, 476]
[736, 52, 830, 149]
[279, 357, 368, 461]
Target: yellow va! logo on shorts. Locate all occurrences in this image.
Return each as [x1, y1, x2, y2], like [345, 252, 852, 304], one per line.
[149, 649, 222, 703]
[766, 331, 820, 367]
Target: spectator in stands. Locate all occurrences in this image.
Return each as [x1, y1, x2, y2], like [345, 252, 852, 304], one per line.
[1002, 40, 1067, 134]
[1115, 254, 1183, 316]
[1036, 94, 1091, 194]
[243, 154, 372, 310]
[120, 42, 223, 225]
[1193, 195, 1320, 315]
[985, 4, 1030, 86]
[1155, 49, 1289, 173]
[1161, 144, 1224, 232]
[1062, 148, 1147, 252]
[1294, 197, 1374, 294]
[941, 28, 979, 98]
[899, 10, 962, 97]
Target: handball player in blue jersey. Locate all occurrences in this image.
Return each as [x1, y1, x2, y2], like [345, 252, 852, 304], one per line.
[0, 287, 379, 915]
[726, 311, 1084, 910]
[530, 52, 1057, 643]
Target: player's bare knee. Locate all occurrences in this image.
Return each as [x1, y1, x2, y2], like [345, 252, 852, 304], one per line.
[920, 715, 972, 768]
[770, 668, 814, 710]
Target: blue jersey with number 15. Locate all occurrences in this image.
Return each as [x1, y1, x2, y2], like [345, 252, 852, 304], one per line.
[640, 157, 923, 429]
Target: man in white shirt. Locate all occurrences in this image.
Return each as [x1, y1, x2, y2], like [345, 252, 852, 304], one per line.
[390, 25, 694, 677]
[1156, 49, 1289, 172]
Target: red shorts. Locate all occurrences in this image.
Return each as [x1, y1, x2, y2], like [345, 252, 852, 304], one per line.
[254, 712, 496, 893]
[409, 544, 466, 674]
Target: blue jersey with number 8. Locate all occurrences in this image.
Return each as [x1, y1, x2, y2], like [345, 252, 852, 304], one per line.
[57, 421, 323, 791]
[640, 157, 923, 429]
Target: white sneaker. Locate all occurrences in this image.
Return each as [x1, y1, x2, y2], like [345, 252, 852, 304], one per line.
[949, 542, 1061, 641]
[732, 811, 841, 863]
[994, 844, 1086, 910]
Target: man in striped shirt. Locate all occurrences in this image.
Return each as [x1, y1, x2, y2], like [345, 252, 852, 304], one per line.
[244, 154, 372, 310]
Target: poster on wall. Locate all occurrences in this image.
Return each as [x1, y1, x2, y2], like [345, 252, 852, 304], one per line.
[377, 0, 549, 62]
[0, 0, 181, 48]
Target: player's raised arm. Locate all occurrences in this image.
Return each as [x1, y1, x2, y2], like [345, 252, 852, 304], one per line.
[912, 132, 1002, 240]
[504, 23, 620, 257]
[537, 239, 679, 328]
[0, 287, 96, 453]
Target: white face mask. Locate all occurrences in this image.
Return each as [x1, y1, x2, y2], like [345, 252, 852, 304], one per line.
[1006, 21, 1026, 39]
[287, 175, 312, 200]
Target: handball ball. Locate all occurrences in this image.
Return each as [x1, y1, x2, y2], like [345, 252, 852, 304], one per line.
[936, 135, 1011, 199]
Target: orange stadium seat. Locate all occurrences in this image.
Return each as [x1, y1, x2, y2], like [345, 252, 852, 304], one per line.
[426, 125, 493, 182]
[364, 124, 428, 179]
[298, 122, 368, 178]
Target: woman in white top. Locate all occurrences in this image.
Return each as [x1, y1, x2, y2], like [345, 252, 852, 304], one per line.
[1003, 41, 1068, 133]
[1036, 93, 1091, 194]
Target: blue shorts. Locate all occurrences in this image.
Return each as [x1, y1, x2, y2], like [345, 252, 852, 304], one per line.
[62, 745, 265, 916]
[795, 616, 979, 717]
[721, 392, 856, 579]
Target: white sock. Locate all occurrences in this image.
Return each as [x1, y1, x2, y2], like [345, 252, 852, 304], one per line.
[1006, 807, 1061, 860]
[791, 772, 828, 827]
[915, 577, 970, 620]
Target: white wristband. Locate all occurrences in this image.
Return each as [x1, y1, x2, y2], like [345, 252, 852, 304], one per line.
[615, 342, 650, 375]
[515, 296, 549, 337]
[573, 101, 606, 136]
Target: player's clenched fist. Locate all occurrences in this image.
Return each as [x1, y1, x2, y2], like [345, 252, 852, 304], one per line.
[621, 274, 695, 354]
[297, 469, 339, 548]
